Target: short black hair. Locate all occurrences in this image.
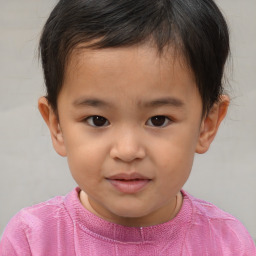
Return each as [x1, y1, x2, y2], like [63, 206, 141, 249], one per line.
[39, 0, 230, 115]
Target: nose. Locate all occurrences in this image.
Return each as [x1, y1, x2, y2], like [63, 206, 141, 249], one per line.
[109, 128, 146, 162]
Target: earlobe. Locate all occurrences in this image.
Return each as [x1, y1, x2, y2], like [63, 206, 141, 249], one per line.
[38, 97, 67, 157]
[196, 95, 229, 154]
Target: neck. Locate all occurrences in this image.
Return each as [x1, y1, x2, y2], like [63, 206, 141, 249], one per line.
[79, 190, 183, 227]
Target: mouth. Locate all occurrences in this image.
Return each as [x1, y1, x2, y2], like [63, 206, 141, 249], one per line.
[106, 173, 152, 194]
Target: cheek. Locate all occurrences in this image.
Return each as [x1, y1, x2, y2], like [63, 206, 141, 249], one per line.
[151, 127, 198, 183]
[156, 144, 194, 181]
[154, 146, 193, 196]
[154, 129, 198, 166]
[64, 135, 107, 181]
[64, 125, 108, 158]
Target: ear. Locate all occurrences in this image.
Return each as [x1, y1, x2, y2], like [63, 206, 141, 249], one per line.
[196, 95, 229, 154]
[38, 97, 67, 157]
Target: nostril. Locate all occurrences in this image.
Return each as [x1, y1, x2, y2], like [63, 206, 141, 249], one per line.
[109, 144, 146, 162]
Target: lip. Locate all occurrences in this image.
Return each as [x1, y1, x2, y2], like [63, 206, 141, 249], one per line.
[106, 173, 152, 194]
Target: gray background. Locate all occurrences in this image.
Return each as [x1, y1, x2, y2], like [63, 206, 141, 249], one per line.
[0, 0, 255, 242]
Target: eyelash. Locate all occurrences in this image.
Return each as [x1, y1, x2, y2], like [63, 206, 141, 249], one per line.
[146, 116, 172, 127]
[84, 115, 172, 128]
[85, 116, 110, 127]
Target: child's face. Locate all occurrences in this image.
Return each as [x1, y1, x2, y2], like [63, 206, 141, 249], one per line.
[40, 44, 227, 226]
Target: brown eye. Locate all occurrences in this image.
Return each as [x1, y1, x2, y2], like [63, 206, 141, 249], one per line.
[146, 116, 170, 127]
[86, 116, 110, 127]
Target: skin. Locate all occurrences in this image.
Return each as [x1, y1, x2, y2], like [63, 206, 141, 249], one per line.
[38, 44, 229, 227]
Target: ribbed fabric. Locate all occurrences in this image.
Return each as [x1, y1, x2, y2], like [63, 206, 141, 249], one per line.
[0, 187, 255, 256]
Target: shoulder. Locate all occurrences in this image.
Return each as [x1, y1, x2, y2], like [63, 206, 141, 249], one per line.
[188, 193, 237, 220]
[0, 190, 76, 256]
[11, 194, 70, 230]
[21, 194, 68, 219]
[182, 191, 256, 255]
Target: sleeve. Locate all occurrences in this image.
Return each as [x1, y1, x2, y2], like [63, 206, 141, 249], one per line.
[210, 217, 256, 255]
[0, 212, 32, 256]
[232, 224, 256, 256]
[184, 197, 256, 255]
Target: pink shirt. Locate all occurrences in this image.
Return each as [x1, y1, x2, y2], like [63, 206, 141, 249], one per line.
[1, 187, 255, 255]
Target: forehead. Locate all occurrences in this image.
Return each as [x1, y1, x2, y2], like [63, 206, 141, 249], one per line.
[60, 44, 200, 111]
[68, 44, 168, 74]
[65, 44, 193, 81]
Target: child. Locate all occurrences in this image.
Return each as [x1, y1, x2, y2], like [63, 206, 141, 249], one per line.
[0, 0, 255, 255]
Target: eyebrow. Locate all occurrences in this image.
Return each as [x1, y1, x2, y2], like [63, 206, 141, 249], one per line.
[72, 98, 111, 108]
[72, 97, 184, 108]
[142, 97, 184, 108]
